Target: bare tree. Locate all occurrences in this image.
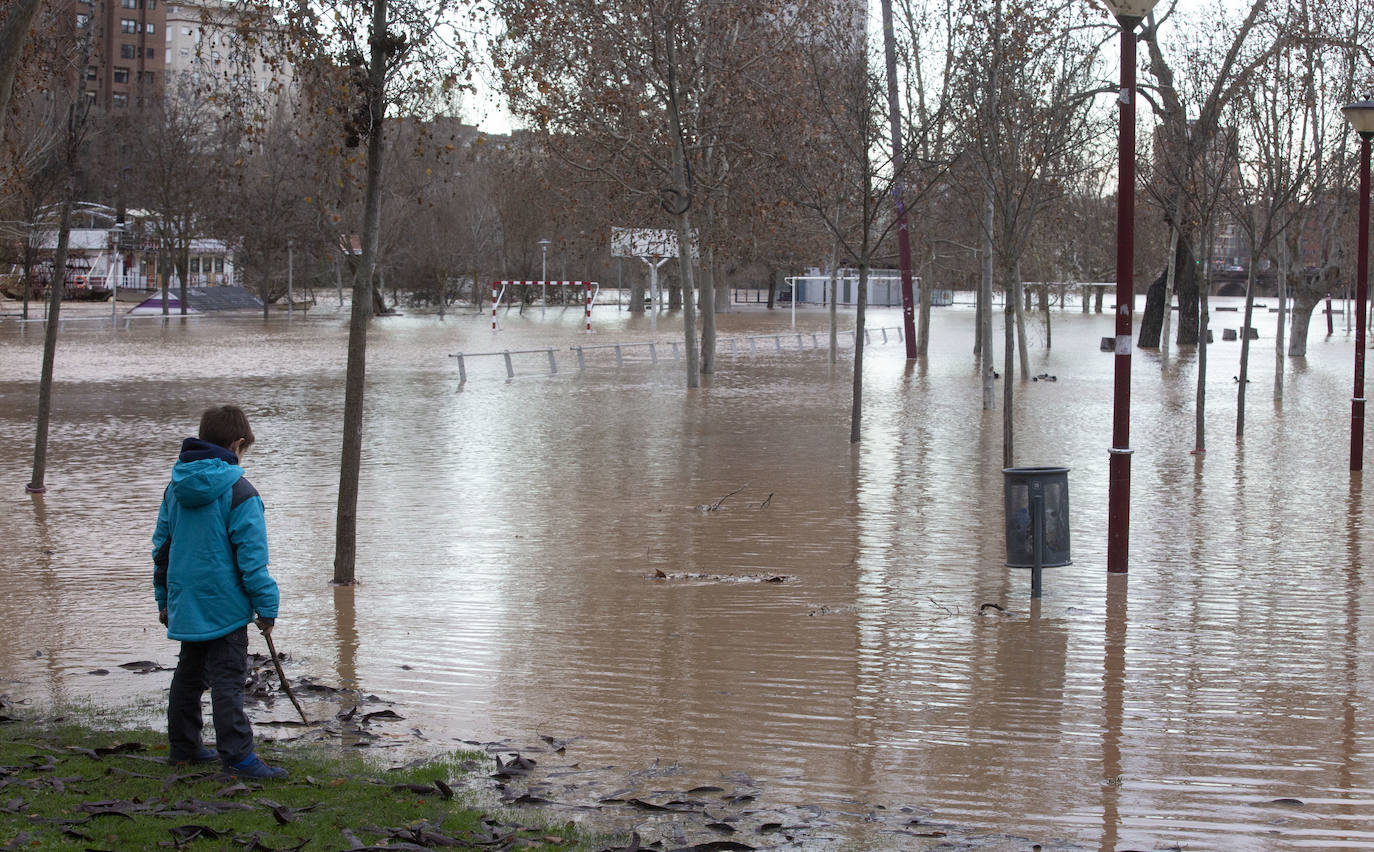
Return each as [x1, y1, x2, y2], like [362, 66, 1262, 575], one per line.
[288, 0, 472, 584]
[1137, 0, 1281, 350]
[955, 0, 1106, 461]
[1223, 29, 1315, 432]
[495, 0, 823, 387]
[767, 5, 937, 443]
[27, 7, 94, 494]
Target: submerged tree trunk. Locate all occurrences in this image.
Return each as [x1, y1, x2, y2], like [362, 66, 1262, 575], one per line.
[1194, 253, 1211, 453]
[664, 28, 699, 391]
[177, 244, 189, 316]
[918, 250, 932, 358]
[334, 0, 389, 586]
[1237, 263, 1257, 438]
[20, 233, 34, 320]
[1142, 235, 1201, 347]
[1002, 260, 1015, 467]
[851, 260, 868, 443]
[629, 267, 645, 313]
[1158, 193, 1184, 355]
[1288, 263, 1331, 357]
[828, 236, 840, 364]
[1274, 235, 1290, 398]
[27, 194, 73, 494]
[980, 186, 995, 409]
[1013, 264, 1028, 380]
[1040, 280, 1051, 350]
[700, 244, 716, 374]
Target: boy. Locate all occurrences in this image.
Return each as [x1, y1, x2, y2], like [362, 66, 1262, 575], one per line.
[152, 404, 286, 779]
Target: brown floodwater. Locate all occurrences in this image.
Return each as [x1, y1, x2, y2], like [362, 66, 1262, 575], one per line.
[0, 296, 1370, 849]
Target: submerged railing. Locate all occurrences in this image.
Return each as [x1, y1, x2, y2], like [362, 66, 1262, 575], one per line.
[447, 326, 904, 384]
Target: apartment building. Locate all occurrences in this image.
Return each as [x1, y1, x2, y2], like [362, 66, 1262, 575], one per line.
[164, 0, 293, 103]
[76, 0, 167, 110]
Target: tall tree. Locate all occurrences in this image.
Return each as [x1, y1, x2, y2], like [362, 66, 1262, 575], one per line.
[288, 0, 472, 584]
[495, 0, 820, 387]
[1137, 0, 1280, 349]
[26, 4, 94, 494]
[132, 79, 225, 315]
[1222, 30, 1315, 431]
[955, 0, 1105, 461]
[766, 2, 930, 442]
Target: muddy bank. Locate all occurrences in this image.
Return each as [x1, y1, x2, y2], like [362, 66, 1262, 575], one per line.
[50, 651, 1087, 851]
[236, 655, 1085, 851]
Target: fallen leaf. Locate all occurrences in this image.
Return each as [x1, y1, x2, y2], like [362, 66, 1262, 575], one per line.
[169, 824, 223, 841]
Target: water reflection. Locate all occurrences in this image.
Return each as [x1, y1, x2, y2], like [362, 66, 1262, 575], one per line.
[0, 301, 1372, 847]
[1101, 573, 1127, 852]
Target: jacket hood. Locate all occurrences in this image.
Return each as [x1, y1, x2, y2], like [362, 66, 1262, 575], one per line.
[170, 438, 243, 508]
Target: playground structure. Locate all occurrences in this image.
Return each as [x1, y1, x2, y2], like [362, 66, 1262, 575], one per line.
[489, 281, 600, 331]
[611, 226, 698, 330]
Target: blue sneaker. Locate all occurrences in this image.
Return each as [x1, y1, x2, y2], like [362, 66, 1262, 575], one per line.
[168, 746, 218, 765]
[228, 753, 287, 779]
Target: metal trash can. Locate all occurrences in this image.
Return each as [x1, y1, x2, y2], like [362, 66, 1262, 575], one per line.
[1003, 467, 1071, 597]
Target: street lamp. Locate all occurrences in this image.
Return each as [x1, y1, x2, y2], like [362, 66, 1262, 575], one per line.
[1342, 95, 1374, 471]
[538, 238, 551, 315]
[1102, 0, 1159, 575]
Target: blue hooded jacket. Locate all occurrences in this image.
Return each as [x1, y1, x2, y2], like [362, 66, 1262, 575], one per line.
[152, 438, 279, 642]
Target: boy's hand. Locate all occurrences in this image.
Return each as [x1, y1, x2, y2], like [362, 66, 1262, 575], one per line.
[159, 609, 168, 626]
[255, 617, 274, 635]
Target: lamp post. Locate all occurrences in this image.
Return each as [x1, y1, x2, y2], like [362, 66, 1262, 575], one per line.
[1102, 0, 1158, 575]
[1342, 96, 1374, 471]
[538, 238, 551, 315]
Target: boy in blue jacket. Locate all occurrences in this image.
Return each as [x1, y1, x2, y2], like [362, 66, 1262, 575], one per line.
[152, 405, 286, 779]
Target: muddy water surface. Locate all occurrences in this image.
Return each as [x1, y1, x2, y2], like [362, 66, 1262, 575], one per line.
[0, 297, 1370, 849]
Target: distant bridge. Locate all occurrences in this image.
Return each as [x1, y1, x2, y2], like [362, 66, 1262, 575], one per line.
[1206, 268, 1321, 298]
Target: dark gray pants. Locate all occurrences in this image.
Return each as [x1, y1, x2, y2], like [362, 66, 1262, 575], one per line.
[167, 626, 253, 765]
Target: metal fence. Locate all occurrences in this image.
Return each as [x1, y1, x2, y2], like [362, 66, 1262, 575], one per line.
[448, 326, 904, 384]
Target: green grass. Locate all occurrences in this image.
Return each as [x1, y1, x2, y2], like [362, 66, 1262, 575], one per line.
[0, 716, 595, 851]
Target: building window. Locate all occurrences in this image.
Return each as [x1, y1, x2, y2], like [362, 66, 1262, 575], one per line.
[179, 47, 188, 56]
[112, 93, 128, 107]
[146, 47, 154, 58]
[85, 66, 97, 80]
[215, 258, 224, 273]
[121, 18, 137, 32]
[144, 22, 154, 33]
[120, 43, 136, 58]
[113, 67, 129, 84]
[147, 0, 155, 8]
[190, 258, 200, 273]
[140, 70, 156, 83]
[183, 27, 192, 35]
[122, 0, 136, 8]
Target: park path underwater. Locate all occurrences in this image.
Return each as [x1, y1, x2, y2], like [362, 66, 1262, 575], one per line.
[1, 296, 1370, 849]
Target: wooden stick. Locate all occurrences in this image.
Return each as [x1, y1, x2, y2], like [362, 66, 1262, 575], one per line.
[262, 629, 310, 725]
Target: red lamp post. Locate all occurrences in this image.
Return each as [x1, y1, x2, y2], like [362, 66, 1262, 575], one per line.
[1342, 97, 1374, 472]
[1103, 0, 1158, 575]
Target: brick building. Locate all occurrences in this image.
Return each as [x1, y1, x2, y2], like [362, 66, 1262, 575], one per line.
[76, 0, 167, 110]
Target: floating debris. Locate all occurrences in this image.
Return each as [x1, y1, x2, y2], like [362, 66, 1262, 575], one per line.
[653, 571, 792, 584]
